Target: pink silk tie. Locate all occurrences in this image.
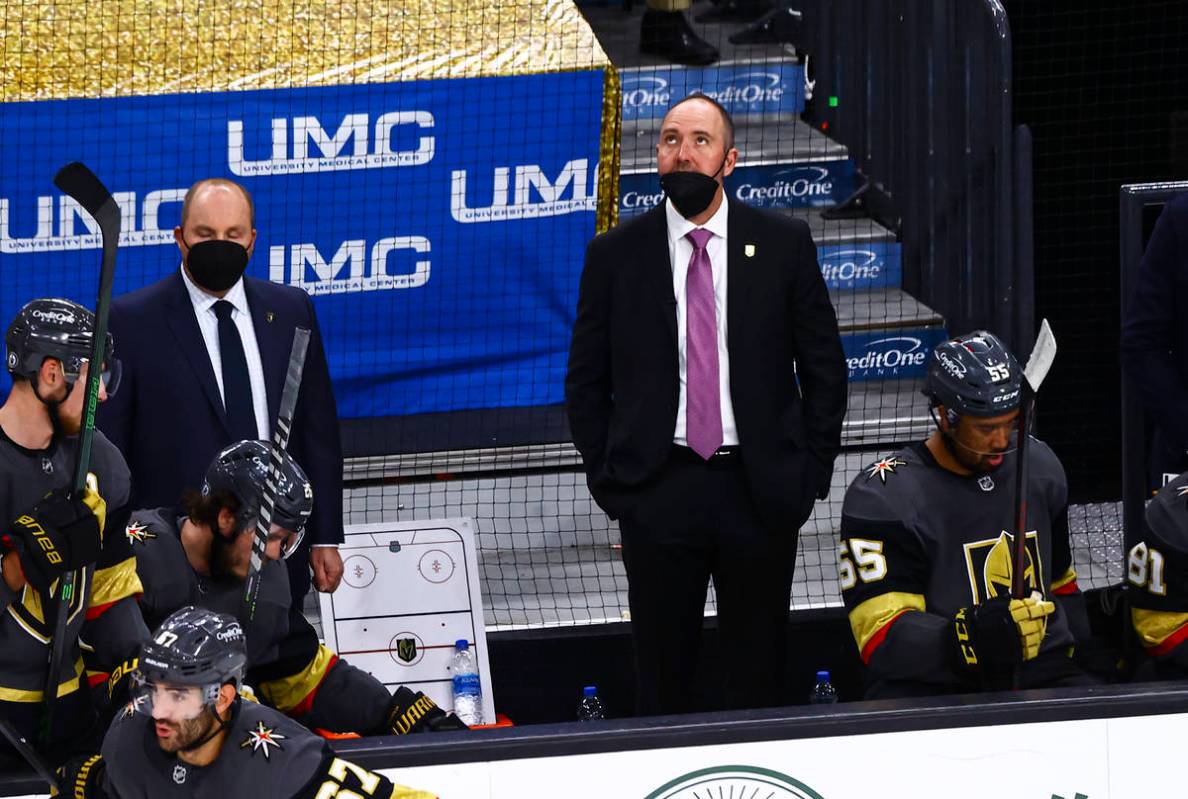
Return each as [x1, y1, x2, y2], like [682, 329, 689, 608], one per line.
[684, 228, 723, 460]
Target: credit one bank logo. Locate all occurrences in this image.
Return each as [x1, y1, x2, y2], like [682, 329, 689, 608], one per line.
[818, 244, 901, 291]
[620, 64, 805, 120]
[733, 166, 833, 207]
[846, 335, 938, 379]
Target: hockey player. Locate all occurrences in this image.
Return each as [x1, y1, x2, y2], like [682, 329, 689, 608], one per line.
[0, 298, 147, 768]
[838, 331, 1092, 697]
[117, 439, 465, 736]
[60, 606, 435, 798]
[1126, 470, 1188, 679]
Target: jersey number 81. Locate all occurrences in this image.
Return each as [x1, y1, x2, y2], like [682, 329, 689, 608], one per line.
[838, 538, 888, 590]
[1127, 541, 1167, 596]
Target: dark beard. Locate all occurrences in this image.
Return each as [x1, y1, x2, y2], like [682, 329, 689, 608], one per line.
[157, 711, 218, 753]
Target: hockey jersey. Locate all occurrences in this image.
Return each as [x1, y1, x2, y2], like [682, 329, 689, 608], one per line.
[124, 508, 390, 730]
[0, 427, 145, 709]
[839, 439, 1081, 686]
[1127, 470, 1188, 665]
[101, 698, 435, 798]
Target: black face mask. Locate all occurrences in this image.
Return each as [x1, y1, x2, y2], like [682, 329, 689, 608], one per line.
[659, 156, 728, 219]
[185, 239, 249, 293]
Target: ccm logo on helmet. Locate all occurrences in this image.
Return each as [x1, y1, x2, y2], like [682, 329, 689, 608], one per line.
[29, 309, 76, 325]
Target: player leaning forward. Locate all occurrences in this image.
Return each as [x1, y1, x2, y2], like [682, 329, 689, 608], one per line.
[118, 439, 465, 736]
[65, 606, 435, 798]
[0, 299, 146, 767]
[838, 331, 1093, 697]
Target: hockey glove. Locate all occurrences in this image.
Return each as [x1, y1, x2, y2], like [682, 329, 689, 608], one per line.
[53, 753, 109, 799]
[5, 488, 102, 592]
[952, 592, 1055, 673]
[383, 687, 469, 734]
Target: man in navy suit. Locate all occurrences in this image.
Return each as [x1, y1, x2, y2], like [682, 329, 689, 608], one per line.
[97, 179, 344, 604]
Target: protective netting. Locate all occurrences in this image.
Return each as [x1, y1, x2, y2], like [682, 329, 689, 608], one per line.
[2, 0, 1120, 633]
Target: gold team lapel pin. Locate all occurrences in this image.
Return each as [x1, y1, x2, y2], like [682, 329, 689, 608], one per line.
[265, 311, 275, 323]
[744, 244, 756, 257]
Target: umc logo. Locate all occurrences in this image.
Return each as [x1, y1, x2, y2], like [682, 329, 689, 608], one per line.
[450, 158, 597, 223]
[228, 111, 436, 176]
[269, 236, 431, 296]
[0, 190, 183, 253]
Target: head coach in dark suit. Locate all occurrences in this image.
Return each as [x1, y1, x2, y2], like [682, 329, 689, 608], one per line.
[566, 94, 848, 714]
[97, 179, 344, 605]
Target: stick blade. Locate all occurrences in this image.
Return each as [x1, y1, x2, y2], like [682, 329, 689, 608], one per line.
[53, 161, 119, 223]
[1023, 319, 1057, 391]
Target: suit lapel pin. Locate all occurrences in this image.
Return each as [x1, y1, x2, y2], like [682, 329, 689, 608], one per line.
[744, 244, 756, 258]
[265, 311, 275, 323]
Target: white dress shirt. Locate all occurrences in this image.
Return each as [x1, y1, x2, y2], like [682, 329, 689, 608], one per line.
[180, 265, 271, 439]
[665, 198, 739, 448]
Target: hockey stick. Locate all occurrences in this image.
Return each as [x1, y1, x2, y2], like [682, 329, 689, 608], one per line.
[0, 718, 59, 792]
[40, 163, 121, 749]
[241, 327, 311, 623]
[1010, 319, 1057, 599]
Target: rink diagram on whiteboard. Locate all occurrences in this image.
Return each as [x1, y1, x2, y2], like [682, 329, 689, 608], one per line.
[317, 518, 495, 722]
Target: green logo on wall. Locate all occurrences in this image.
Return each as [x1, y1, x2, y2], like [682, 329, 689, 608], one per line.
[645, 765, 827, 799]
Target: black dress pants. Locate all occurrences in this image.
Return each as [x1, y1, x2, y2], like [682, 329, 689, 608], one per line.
[618, 448, 799, 715]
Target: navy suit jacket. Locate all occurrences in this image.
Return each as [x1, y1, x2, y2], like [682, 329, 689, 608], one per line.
[1122, 192, 1188, 450]
[97, 271, 344, 571]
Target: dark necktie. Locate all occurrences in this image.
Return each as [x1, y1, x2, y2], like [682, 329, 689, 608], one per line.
[214, 300, 259, 441]
[685, 228, 723, 460]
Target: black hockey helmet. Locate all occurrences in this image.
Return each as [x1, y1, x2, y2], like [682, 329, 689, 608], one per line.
[138, 606, 248, 689]
[923, 331, 1022, 418]
[202, 440, 313, 552]
[5, 297, 120, 394]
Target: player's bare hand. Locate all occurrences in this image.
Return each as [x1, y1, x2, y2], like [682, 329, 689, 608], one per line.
[58, 362, 107, 435]
[311, 546, 343, 593]
[1, 550, 27, 593]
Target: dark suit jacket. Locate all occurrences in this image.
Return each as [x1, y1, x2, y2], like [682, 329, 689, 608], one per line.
[565, 200, 848, 531]
[1122, 192, 1188, 451]
[97, 271, 344, 555]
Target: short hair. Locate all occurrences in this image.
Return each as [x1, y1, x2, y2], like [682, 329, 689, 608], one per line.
[668, 92, 736, 151]
[179, 178, 255, 229]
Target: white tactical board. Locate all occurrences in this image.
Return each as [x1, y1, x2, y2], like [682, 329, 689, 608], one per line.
[317, 518, 495, 723]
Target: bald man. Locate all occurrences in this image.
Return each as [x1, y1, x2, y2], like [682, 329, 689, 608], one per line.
[97, 178, 345, 606]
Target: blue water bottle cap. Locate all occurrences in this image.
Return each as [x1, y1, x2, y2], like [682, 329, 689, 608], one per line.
[583, 685, 598, 697]
[455, 639, 469, 650]
[816, 670, 830, 682]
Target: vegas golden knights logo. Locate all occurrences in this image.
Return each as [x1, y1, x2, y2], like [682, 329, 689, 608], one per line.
[396, 637, 418, 663]
[962, 531, 1043, 604]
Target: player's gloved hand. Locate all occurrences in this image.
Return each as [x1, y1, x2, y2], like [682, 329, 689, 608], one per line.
[4, 489, 95, 591]
[382, 687, 469, 734]
[53, 753, 108, 799]
[107, 657, 138, 708]
[952, 592, 1056, 673]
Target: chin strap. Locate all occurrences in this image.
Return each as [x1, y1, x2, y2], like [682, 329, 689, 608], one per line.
[30, 376, 65, 437]
[178, 695, 238, 754]
[928, 406, 1018, 460]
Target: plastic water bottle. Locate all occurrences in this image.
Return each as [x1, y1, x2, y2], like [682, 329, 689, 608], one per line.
[576, 685, 606, 721]
[450, 639, 484, 725]
[809, 670, 838, 704]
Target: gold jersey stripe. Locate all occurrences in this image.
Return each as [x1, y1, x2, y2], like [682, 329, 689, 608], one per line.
[847, 591, 926, 654]
[258, 643, 337, 713]
[1051, 567, 1078, 593]
[1132, 607, 1188, 649]
[0, 657, 84, 702]
[90, 556, 143, 609]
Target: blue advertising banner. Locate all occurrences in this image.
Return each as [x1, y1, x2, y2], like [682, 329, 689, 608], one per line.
[620, 61, 806, 121]
[0, 72, 606, 418]
[620, 159, 853, 219]
[819, 243, 902, 291]
[843, 327, 949, 381]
